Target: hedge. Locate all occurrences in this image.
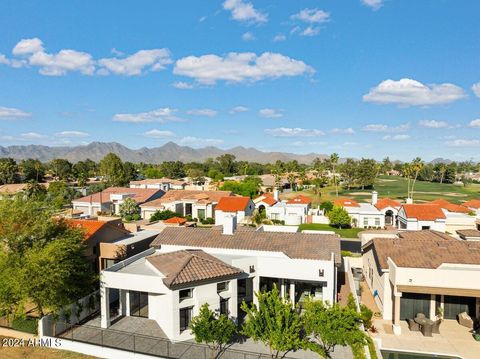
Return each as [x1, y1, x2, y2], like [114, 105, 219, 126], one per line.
[12, 316, 38, 334]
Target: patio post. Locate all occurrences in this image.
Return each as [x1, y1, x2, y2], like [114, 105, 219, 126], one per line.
[253, 276, 260, 306]
[392, 292, 402, 335]
[289, 281, 296, 307]
[119, 289, 127, 316]
[100, 285, 110, 328]
[429, 294, 436, 320]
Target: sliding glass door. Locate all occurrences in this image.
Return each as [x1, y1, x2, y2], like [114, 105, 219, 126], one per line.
[130, 291, 148, 318]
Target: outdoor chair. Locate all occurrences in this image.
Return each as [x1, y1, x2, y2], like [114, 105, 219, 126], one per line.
[415, 313, 426, 319]
[432, 319, 442, 334]
[407, 318, 420, 332]
[458, 312, 474, 329]
[421, 323, 433, 337]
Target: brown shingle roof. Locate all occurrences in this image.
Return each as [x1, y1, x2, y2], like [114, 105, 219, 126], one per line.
[146, 249, 242, 288]
[456, 229, 480, 238]
[401, 204, 446, 220]
[140, 190, 233, 208]
[398, 230, 454, 241]
[73, 187, 163, 204]
[151, 227, 341, 263]
[365, 236, 480, 269]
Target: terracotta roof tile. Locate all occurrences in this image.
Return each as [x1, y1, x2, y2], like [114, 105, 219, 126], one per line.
[401, 204, 446, 220]
[287, 195, 312, 205]
[334, 198, 360, 207]
[215, 196, 252, 212]
[428, 199, 470, 213]
[141, 190, 233, 208]
[462, 199, 480, 209]
[375, 198, 401, 210]
[146, 249, 242, 288]
[67, 219, 129, 240]
[164, 217, 187, 225]
[456, 229, 480, 238]
[151, 227, 341, 263]
[131, 178, 186, 186]
[73, 187, 163, 204]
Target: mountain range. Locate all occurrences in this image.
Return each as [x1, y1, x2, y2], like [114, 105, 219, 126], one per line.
[0, 142, 329, 164]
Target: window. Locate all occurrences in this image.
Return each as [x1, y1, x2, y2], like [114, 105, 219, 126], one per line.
[421, 226, 430, 230]
[375, 218, 380, 227]
[179, 307, 193, 332]
[363, 218, 369, 227]
[237, 279, 247, 297]
[217, 281, 229, 292]
[220, 298, 229, 315]
[179, 288, 193, 301]
[197, 208, 206, 220]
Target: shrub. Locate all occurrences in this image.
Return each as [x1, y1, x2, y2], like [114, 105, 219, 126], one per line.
[12, 316, 38, 334]
[200, 217, 215, 225]
[149, 210, 182, 222]
[328, 206, 352, 228]
[341, 250, 353, 257]
[320, 201, 334, 213]
[271, 219, 285, 225]
[360, 304, 373, 330]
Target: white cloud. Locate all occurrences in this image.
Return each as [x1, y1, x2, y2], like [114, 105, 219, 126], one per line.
[362, 123, 410, 132]
[172, 81, 194, 89]
[55, 131, 89, 138]
[361, 0, 383, 10]
[178, 136, 224, 146]
[264, 127, 325, 137]
[446, 139, 480, 147]
[469, 119, 480, 127]
[259, 108, 283, 118]
[419, 120, 449, 128]
[363, 78, 467, 106]
[12, 38, 44, 55]
[242, 32, 255, 41]
[382, 134, 411, 141]
[301, 26, 321, 37]
[330, 127, 355, 134]
[472, 82, 480, 97]
[0, 106, 31, 119]
[273, 34, 286, 42]
[174, 52, 314, 85]
[187, 108, 218, 117]
[229, 106, 249, 114]
[98, 49, 172, 76]
[143, 129, 176, 138]
[20, 132, 47, 139]
[223, 0, 267, 24]
[112, 108, 182, 123]
[291, 8, 330, 23]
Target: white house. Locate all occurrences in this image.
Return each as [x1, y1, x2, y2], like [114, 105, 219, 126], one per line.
[100, 223, 341, 341]
[261, 195, 312, 225]
[374, 197, 401, 226]
[397, 204, 446, 232]
[140, 190, 233, 221]
[214, 196, 255, 225]
[253, 191, 279, 212]
[130, 178, 187, 191]
[362, 232, 480, 335]
[72, 187, 165, 216]
[334, 195, 385, 229]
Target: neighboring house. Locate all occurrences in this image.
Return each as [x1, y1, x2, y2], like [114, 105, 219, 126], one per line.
[214, 196, 255, 225]
[374, 197, 401, 226]
[100, 222, 341, 341]
[72, 187, 164, 216]
[428, 199, 470, 214]
[362, 232, 480, 335]
[456, 229, 480, 241]
[0, 182, 49, 197]
[463, 199, 480, 216]
[68, 219, 131, 272]
[397, 204, 446, 232]
[259, 194, 312, 225]
[163, 217, 188, 226]
[258, 174, 290, 192]
[253, 191, 279, 212]
[140, 190, 234, 221]
[334, 194, 385, 229]
[130, 178, 187, 191]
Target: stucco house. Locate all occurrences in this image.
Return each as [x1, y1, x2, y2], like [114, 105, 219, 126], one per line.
[72, 187, 164, 217]
[99, 222, 341, 341]
[374, 197, 401, 226]
[130, 178, 187, 191]
[463, 199, 480, 216]
[334, 195, 385, 229]
[214, 196, 255, 225]
[139, 190, 233, 221]
[362, 231, 480, 335]
[397, 204, 446, 232]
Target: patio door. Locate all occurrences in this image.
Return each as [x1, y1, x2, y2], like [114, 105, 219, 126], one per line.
[130, 291, 148, 318]
[444, 296, 476, 319]
[400, 293, 430, 320]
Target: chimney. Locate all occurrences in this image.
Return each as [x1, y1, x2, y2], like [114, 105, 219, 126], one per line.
[371, 191, 378, 206]
[222, 214, 237, 235]
[273, 189, 280, 201]
[406, 198, 413, 204]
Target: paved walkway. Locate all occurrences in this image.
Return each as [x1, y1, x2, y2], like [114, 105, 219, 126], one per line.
[373, 319, 480, 359]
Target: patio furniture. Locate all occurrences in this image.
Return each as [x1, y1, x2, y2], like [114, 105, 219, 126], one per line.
[415, 317, 434, 337]
[421, 323, 433, 337]
[407, 318, 420, 332]
[432, 319, 442, 334]
[415, 313, 426, 319]
[458, 312, 474, 329]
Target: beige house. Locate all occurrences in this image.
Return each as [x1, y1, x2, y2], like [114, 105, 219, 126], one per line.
[130, 178, 187, 191]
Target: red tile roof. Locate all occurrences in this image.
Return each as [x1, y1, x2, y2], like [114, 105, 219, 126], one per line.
[164, 217, 187, 225]
[428, 199, 470, 213]
[73, 187, 163, 204]
[255, 193, 277, 206]
[68, 219, 129, 240]
[401, 204, 446, 221]
[463, 199, 480, 209]
[334, 198, 360, 207]
[215, 196, 251, 212]
[140, 190, 233, 208]
[287, 195, 312, 205]
[375, 198, 401, 210]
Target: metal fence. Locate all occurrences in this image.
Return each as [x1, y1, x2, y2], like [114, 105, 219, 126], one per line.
[56, 322, 297, 359]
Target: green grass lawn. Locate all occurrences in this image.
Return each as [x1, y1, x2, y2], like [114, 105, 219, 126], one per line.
[298, 223, 364, 238]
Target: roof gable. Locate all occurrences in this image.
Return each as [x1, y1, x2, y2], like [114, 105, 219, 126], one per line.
[334, 198, 360, 207]
[401, 204, 446, 221]
[215, 196, 252, 212]
[375, 198, 401, 210]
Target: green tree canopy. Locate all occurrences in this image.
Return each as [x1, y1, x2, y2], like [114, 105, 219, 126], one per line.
[0, 158, 19, 184]
[327, 206, 351, 229]
[21, 159, 45, 182]
[119, 197, 140, 220]
[49, 158, 73, 181]
[99, 153, 127, 186]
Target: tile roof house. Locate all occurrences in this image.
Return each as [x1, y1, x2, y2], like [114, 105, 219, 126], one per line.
[362, 233, 480, 335]
[100, 223, 341, 341]
[334, 192, 385, 229]
[72, 187, 164, 217]
[373, 197, 402, 226]
[397, 204, 447, 232]
[428, 199, 470, 214]
[130, 178, 187, 191]
[140, 190, 234, 221]
[163, 216, 188, 226]
[214, 196, 255, 226]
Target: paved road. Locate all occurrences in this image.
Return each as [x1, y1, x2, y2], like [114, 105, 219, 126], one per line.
[340, 238, 361, 253]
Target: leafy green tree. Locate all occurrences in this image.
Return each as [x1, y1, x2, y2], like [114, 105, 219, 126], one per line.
[23, 181, 47, 200]
[21, 159, 45, 182]
[241, 285, 303, 359]
[409, 157, 424, 200]
[50, 158, 73, 181]
[160, 161, 185, 179]
[303, 298, 366, 359]
[356, 158, 377, 190]
[149, 209, 183, 222]
[190, 303, 237, 359]
[0, 158, 19, 184]
[143, 166, 163, 179]
[123, 161, 138, 182]
[251, 209, 264, 225]
[119, 197, 140, 220]
[339, 159, 358, 190]
[216, 154, 237, 176]
[329, 153, 339, 197]
[327, 206, 351, 229]
[220, 177, 260, 197]
[319, 201, 334, 214]
[99, 153, 127, 186]
[47, 181, 79, 209]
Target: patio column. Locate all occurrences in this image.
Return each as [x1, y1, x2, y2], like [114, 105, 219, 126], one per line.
[119, 289, 127, 316]
[253, 276, 260, 306]
[289, 282, 296, 307]
[392, 292, 402, 335]
[280, 279, 286, 298]
[100, 286, 110, 328]
[125, 290, 131, 316]
[429, 294, 436, 320]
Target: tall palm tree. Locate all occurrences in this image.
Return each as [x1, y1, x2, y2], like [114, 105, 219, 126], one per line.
[409, 157, 424, 200]
[402, 163, 413, 200]
[330, 153, 339, 197]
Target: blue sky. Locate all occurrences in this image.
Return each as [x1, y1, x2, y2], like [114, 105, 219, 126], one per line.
[0, 0, 479, 161]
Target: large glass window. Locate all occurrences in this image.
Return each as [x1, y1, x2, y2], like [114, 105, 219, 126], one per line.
[179, 307, 193, 332]
[130, 291, 148, 318]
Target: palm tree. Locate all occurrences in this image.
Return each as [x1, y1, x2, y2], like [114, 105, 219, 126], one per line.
[409, 157, 424, 200]
[402, 163, 413, 200]
[330, 153, 339, 197]
[287, 172, 297, 192]
[438, 163, 447, 184]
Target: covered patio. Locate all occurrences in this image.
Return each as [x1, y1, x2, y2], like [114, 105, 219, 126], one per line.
[373, 318, 480, 359]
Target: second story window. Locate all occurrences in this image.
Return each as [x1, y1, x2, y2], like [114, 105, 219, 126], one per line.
[217, 281, 229, 292]
[179, 288, 193, 301]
